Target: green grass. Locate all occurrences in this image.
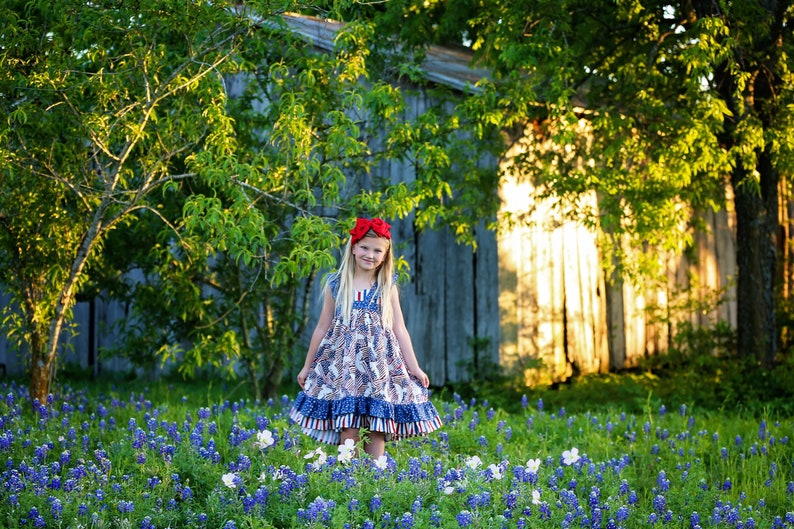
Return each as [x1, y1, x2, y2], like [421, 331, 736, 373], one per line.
[0, 374, 792, 529]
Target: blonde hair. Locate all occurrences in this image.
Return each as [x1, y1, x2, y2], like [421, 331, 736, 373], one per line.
[325, 231, 395, 328]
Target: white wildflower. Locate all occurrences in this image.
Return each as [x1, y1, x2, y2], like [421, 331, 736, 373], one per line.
[465, 455, 483, 469]
[221, 472, 238, 489]
[562, 447, 580, 466]
[526, 458, 541, 473]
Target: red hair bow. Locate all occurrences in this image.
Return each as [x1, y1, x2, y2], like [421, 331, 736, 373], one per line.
[350, 217, 391, 244]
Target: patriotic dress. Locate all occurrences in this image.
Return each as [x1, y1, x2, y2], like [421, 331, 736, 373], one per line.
[290, 274, 442, 445]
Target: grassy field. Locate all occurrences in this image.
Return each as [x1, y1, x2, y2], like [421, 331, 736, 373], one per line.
[0, 375, 792, 528]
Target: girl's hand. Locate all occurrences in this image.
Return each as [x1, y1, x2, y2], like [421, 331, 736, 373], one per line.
[297, 366, 311, 389]
[409, 367, 430, 388]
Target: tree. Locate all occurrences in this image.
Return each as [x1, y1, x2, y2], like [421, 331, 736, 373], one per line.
[0, 0, 260, 403]
[366, 0, 794, 368]
[1, 1, 497, 403]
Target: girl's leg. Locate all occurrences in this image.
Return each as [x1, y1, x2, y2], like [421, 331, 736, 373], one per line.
[363, 431, 385, 458]
[340, 428, 360, 447]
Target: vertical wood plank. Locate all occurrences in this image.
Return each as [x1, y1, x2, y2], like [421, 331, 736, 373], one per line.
[475, 222, 500, 370]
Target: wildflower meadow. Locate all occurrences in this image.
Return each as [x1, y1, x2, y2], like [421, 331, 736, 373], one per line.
[1, 380, 792, 529]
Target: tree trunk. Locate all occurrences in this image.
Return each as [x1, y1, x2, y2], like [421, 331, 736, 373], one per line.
[28, 353, 52, 406]
[26, 314, 51, 405]
[262, 357, 284, 401]
[28, 205, 107, 404]
[732, 150, 778, 369]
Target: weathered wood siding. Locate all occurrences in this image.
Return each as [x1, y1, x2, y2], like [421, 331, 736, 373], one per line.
[0, 175, 742, 386]
[0, 295, 134, 378]
[498, 180, 611, 383]
[497, 160, 737, 382]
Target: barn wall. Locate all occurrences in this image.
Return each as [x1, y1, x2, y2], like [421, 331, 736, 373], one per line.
[0, 74, 739, 389]
[0, 295, 135, 378]
[497, 139, 738, 381]
[0, 181, 744, 388]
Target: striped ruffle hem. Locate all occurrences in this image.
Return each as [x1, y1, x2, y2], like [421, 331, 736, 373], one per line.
[290, 393, 442, 445]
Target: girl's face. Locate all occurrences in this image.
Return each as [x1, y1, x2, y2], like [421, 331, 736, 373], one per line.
[352, 236, 390, 273]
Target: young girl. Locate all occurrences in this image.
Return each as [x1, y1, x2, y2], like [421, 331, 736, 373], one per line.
[290, 217, 442, 458]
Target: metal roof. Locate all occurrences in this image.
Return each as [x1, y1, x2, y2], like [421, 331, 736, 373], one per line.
[278, 12, 489, 93]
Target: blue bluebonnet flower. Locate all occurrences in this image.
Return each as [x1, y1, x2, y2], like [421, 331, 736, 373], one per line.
[592, 507, 603, 527]
[297, 496, 337, 525]
[588, 486, 600, 508]
[457, 510, 473, 527]
[242, 495, 256, 514]
[627, 490, 639, 505]
[690, 511, 701, 528]
[653, 494, 667, 513]
[503, 490, 518, 510]
[398, 512, 414, 528]
[616, 505, 630, 522]
[28, 507, 46, 528]
[49, 496, 63, 518]
[370, 495, 382, 512]
[656, 470, 670, 492]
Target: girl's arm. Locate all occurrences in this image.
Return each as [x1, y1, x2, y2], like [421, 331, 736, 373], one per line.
[390, 286, 430, 388]
[297, 288, 335, 389]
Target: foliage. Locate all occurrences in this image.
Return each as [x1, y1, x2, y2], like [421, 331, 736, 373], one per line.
[0, 0, 261, 403]
[0, 1, 503, 403]
[1, 379, 792, 528]
[361, 0, 794, 367]
[443, 319, 794, 416]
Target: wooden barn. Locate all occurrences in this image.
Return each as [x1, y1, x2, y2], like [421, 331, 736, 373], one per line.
[0, 13, 739, 389]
